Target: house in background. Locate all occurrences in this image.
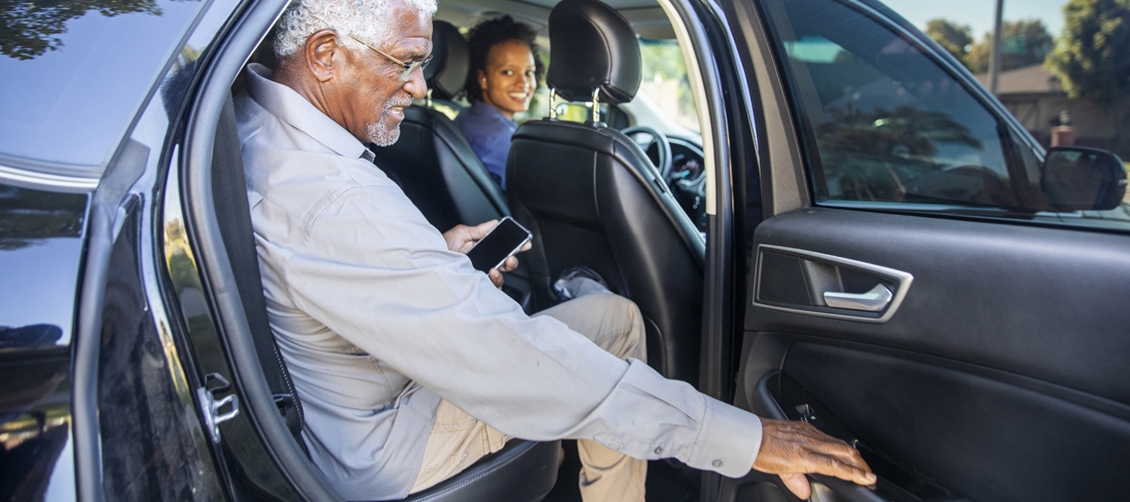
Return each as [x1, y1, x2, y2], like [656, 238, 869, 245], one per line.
[975, 64, 1129, 159]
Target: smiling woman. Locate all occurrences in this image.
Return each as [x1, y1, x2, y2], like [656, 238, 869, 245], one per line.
[454, 16, 545, 190]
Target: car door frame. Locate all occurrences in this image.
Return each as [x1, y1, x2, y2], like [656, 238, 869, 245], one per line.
[713, 0, 1130, 500]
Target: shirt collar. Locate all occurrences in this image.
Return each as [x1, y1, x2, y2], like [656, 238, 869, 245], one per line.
[245, 63, 375, 162]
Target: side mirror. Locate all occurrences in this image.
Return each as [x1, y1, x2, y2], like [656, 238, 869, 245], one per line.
[1041, 146, 1128, 211]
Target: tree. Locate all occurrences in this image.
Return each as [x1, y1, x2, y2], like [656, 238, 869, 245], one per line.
[925, 19, 974, 67]
[1046, 0, 1130, 101]
[965, 20, 1054, 73]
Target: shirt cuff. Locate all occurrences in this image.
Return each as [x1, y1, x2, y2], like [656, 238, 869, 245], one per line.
[688, 397, 763, 478]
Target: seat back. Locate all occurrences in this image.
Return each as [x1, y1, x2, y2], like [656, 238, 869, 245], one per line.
[373, 20, 508, 233]
[508, 0, 705, 385]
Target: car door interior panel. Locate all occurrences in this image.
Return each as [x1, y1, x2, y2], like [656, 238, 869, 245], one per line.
[731, 207, 1130, 501]
[761, 345, 1130, 501]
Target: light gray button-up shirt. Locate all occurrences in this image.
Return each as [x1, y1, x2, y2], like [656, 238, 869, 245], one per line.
[234, 63, 763, 501]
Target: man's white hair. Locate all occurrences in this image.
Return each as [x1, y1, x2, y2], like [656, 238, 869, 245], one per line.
[274, 0, 437, 59]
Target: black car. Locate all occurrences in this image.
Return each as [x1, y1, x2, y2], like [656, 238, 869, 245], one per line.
[2, 0, 1128, 500]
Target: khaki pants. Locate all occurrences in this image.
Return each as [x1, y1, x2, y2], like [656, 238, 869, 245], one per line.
[408, 293, 648, 502]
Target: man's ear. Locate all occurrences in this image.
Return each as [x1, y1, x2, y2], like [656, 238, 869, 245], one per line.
[304, 29, 344, 82]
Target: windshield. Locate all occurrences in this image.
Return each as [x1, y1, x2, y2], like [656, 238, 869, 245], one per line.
[0, 0, 206, 170]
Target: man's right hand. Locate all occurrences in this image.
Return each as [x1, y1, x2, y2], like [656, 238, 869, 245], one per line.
[752, 418, 877, 500]
[442, 220, 531, 289]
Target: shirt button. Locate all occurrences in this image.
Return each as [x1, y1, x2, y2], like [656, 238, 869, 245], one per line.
[653, 447, 663, 455]
[711, 459, 723, 468]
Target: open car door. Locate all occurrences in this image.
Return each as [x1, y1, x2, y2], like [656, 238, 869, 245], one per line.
[722, 0, 1130, 500]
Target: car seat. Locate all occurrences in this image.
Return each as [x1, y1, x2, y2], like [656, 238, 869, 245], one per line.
[506, 0, 706, 386]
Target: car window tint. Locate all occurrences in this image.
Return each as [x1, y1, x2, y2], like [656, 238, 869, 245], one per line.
[764, 0, 1130, 230]
[0, 0, 206, 170]
[765, 0, 1043, 209]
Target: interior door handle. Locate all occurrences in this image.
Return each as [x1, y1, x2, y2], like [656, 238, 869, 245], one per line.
[824, 284, 892, 312]
[755, 245, 913, 323]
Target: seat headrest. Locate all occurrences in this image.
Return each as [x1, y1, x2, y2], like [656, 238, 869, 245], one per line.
[547, 0, 641, 104]
[425, 20, 470, 100]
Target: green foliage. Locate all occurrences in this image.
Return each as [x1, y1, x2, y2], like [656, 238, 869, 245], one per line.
[0, 0, 161, 60]
[1047, 0, 1130, 101]
[640, 39, 686, 82]
[638, 38, 698, 130]
[965, 20, 1054, 73]
[925, 19, 973, 65]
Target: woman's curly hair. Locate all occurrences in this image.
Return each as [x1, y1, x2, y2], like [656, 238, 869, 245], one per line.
[463, 16, 545, 102]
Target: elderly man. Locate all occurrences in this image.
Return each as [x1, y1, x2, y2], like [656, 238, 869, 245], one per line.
[234, 0, 876, 500]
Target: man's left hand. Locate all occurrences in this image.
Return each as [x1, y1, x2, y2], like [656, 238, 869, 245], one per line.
[443, 220, 529, 288]
[752, 418, 876, 499]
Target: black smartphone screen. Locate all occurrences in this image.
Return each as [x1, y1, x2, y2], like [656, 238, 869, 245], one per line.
[465, 218, 532, 272]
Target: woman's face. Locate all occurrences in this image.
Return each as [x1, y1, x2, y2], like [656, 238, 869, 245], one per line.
[479, 40, 536, 119]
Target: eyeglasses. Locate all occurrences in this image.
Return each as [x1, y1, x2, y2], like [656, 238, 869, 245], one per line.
[311, 15, 432, 81]
[344, 33, 432, 81]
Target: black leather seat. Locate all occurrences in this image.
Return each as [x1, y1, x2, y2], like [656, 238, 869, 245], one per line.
[383, 439, 562, 502]
[372, 20, 509, 233]
[507, 0, 706, 386]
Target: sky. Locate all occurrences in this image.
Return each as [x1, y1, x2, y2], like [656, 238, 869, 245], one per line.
[880, 0, 1068, 40]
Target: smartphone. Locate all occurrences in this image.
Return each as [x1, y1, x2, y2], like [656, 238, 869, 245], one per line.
[465, 217, 533, 273]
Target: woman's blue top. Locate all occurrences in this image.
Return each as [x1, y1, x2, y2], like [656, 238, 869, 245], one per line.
[454, 100, 517, 190]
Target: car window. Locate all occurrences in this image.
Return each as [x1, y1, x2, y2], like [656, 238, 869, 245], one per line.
[548, 36, 701, 135]
[761, 0, 1130, 230]
[0, 0, 207, 170]
[638, 37, 699, 133]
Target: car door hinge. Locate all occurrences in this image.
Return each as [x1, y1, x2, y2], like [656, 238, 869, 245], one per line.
[197, 373, 240, 444]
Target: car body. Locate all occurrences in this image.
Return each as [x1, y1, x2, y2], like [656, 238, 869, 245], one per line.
[2, 0, 1128, 500]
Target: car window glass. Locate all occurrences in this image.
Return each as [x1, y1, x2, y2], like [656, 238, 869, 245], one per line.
[549, 36, 701, 135]
[763, 0, 1130, 230]
[0, 0, 206, 170]
[638, 37, 700, 133]
[765, 0, 1043, 209]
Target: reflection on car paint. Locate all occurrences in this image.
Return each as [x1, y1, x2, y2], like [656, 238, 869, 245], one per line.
[0, 348, 73, 501]
[0, 0, 206, 167]
[0, 184, 86, 347]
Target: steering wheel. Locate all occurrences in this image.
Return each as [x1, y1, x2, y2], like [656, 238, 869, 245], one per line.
[621, 126, 673, 180]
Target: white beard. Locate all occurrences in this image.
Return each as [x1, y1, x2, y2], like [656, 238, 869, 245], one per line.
[367, 96, 412, 146]
[367, 118, 400, 146]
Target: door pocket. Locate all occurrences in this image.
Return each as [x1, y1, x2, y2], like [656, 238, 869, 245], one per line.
[753, 245, 912, 323]
[757, 372, 963, 502]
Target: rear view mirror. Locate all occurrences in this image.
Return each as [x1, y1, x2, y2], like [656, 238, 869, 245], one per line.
[1041, 146, 1128, 211]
